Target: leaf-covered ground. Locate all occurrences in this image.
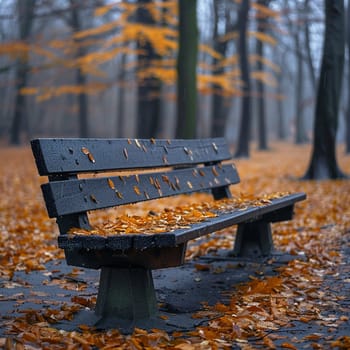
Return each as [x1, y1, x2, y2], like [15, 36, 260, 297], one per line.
[1, 143, 350, 349]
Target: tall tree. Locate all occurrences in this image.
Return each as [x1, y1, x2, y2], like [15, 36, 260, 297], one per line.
[294, 27, 307, 144]
[283, 0, 309, 144]
[346, 0, 350, 153]
[303, 0, 346, 180]
[69, 0, 89, 138]
[176, 0, 198, 139]
[276, 49, 288, 140]
[234, 0, 251, 158]
[10, 0, 36, 145]
[294, 2, 308, 144]
[210, 0, 230, 137]
[303, 0, 316, 90]
[136, 0, 162, 138]
[117, 52, 127, 137]
[256, 0, 270, 150]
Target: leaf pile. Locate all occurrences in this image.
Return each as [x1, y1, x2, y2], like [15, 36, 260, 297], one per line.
[0, 148, 63, 281]
[1, 143, 350, 349]
[68, 192, 289, 236]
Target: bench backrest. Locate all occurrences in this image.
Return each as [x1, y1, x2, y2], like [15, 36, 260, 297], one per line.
[31, 138, 240, 234]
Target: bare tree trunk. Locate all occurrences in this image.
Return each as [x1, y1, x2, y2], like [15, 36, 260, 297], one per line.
[256, 0, 270, 150]
[76, 55, 88, 137]
[295, 24, 308, 144]
[136, 0, 162, 138]
[176, 0, 198, 139]
[70, 0, 89, 138]
[234, 0, 251, 158]
[304, 0, 317, 90]
[275, 46, 289, 140]
[10, 0, 36, 145]
[276, 52, 286, 140]
[303, 0, 346, 180]
[10, 62, 28, 145]
[277, 93, 286, 140]
[346, 0, 350, 153]
[284, 0, 309, 144]
[211, 0, 229, 137]
[117, 53, 127, 137]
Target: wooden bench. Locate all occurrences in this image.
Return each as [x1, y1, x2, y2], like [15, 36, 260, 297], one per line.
[31, 137, 306, 329]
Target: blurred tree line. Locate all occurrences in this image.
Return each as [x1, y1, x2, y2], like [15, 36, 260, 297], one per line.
[0, 0, 349, 165]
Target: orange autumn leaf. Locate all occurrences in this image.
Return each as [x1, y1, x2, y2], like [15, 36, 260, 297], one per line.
[280, 343, 298, 350]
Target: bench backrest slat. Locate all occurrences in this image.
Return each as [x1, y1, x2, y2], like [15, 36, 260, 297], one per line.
[42, 163, 239, 217]
[31, 138, 231, 175]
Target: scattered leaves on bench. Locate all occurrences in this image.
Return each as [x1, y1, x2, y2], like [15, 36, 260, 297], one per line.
[212, 166, 219, 177]
[123, 147, 128, 159]
[107, 178, 114, 189]
[67, 192, 289, 236]
[81, 146, 89, 155]
[134, 139, 141, 148]
[133, 185, 141, 196]
[68, 203, 216, 236]
[90, 194, 98, 203]
[115, 190, 123, 199]
[81, 147, 95, 163]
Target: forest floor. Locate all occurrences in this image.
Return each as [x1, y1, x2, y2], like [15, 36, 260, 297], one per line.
[0, 142, 350, 349]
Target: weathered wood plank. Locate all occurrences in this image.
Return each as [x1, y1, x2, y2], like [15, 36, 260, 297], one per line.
[41, 164, 239, 217]
[31, 138, 231, 175]
[172, 192, 306, 245]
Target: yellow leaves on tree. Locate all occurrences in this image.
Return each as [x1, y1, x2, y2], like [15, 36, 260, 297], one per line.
[198, 73, 242, 96]
[138, 66, 176, 84]
[0, 41, 61, 64]
[76, 46, 135, 69]
[199, 44, 224, 61]
[214, 54, 239, 70]
[22, 83, 108, 102]
[123, 24, 178, 56]
[0, 0, 286, 100]
[20, 87, 38, 96]
[248, 31, 277, 46]
[0, 41, 30, 61]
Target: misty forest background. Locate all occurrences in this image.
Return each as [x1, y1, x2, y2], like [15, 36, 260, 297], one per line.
[0, 0, 350, 159]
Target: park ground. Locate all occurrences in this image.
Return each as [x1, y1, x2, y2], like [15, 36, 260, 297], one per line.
[0, 142, 350, 349]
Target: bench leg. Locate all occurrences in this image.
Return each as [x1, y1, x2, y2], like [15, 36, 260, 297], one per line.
[232, 221, 274, 257]
[94, 267, 158, 324]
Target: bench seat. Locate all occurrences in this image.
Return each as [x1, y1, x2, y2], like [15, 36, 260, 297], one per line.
[57, 192, 305, 269]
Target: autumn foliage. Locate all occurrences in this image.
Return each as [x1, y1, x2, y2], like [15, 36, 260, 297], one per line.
[1, 143, 350, 348]
[1, 1, 281, 102]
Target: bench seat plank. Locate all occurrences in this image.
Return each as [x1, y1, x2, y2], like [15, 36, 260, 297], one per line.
[172, 192, 305, 244]
[58, 192, 306, 253]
